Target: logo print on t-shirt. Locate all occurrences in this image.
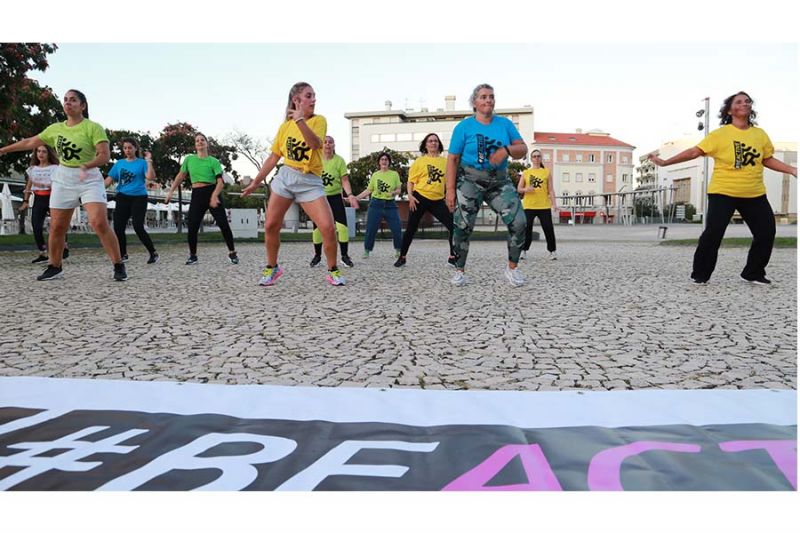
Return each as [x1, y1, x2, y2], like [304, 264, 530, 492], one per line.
[426, 165, 444, 185]
[119, 168, 136, 187]
[476, 134, 503, 165]
[733, 141, 760, 169]
[321, 172, 335, 187]
[286, 136, 311, 163]
[530, 176, 544, 189]
[56, 136, 82, 162]
[377, 180, 390, 194]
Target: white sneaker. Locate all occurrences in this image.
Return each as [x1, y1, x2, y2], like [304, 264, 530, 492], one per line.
[549, 251, 557, 260]
[504, 266, 525, 287]
[451, 270, 467, 287]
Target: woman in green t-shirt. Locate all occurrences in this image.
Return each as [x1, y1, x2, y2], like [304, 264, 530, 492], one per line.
[164, 133, 238, 266]
[0, 89, 127, 282]
[354, 152, 403, 258]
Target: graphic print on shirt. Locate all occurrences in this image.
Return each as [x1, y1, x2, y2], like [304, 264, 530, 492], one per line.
[529, 176, 544, 189]
[118, 168, 136, 187]
[476, 134, 503, 165]
[377, 180, 391, 194]
[286, 136, 311, 163]
[733, 141, 760, 169]
[56, 136, 82, 162]
[426, 165, 444, 185]
[321, 171, 335, 187]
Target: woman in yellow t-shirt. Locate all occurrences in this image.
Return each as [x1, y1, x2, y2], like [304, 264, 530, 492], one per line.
[517, 149, 557, 260]
[354, 152, 403, 259]
[0, 89, 126, 282]
[242, 82, 344, 287]
[394, 133, 457, 268]
[650, 91, 797, 285]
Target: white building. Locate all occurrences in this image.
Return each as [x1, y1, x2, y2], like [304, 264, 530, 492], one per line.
[645, 137, 797, 221]
[344, 96, 534, 160]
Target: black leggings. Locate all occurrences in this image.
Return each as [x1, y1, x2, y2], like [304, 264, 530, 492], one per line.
[113, 193, 156, 256]
[30, 194, 67, 253]
[523, 209, 557, 252]
[400, 191, 455, 257]
[187, 185, 235, 255]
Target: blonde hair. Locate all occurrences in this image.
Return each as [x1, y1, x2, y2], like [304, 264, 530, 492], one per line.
[285, 82, 312, 121]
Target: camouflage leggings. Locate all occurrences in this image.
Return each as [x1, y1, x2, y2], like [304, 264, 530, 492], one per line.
[453, 166, 526, 269]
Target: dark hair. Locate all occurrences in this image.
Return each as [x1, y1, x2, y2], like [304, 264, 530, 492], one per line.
[378, 152, 392, 166]
[286, 82, 312, 121]
[719, 91, 757, 126]
[67, 89, 89, 118]
[419, 133, 444, 155]
[121, 137, 140, 158]
[30, 145, 58, 166]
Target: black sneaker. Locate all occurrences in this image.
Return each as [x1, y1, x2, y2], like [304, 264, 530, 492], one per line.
[62, 247, 70, 259]
[341, 255, 354, 268]
[741, 274, 771, 285]
[147, 253, 160, 265]
[690, 277, 708, 285]
[229, 252, 239, 265]
[309, 255, 322, 267]
[186, 255, 198, 265]
[394, 256, 406, 268]
[36, 265, 63, 281]
[113, 262, 128, 281]
[121, 254, 129, 263]
[447, 255, 458, 268]
[32, 254, 49, 264]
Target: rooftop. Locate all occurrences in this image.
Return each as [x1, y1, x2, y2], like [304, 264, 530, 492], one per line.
[534, 131, 635, 149]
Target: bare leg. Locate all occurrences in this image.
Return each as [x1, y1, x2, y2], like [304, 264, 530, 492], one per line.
[263, 193, 294, 266]
[300, 197, 338, 269]
[47, 208, 73, 267]
[84, 202, 122, 264]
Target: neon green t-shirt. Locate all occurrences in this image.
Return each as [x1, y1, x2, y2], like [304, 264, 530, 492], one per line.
[521, 167, 552, 209]
[408, 156, 446, 201]
[321, 154, 348, 195]
[368, 170, 401, 200]
[180, 154, 223, 185]
[697, 124, 774, 198]
[38, 119, 109, 168]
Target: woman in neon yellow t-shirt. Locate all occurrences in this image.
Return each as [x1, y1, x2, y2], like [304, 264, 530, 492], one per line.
[354, 152, 403, 259]
[0, 89, 126, 282]
[650, 91, 797, 285]
[517, 149, 558, 260]
[242, 82, 344, 287]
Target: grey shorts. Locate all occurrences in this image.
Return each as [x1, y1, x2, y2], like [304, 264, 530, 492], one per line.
[270, 165, 325, 203]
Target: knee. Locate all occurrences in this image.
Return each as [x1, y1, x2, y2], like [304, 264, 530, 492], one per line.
[89, 215, 109, 231]
[264, 218, 282, 233]
[51, 218, 69, 234]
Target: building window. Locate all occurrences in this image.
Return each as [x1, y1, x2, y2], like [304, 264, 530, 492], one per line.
[589, 154, 595, 162]
[588, 173, 596, 183]
[379, 133, 395, 142]
[543, 153, 551, 162]
[607, 154, 613, 163]
[606, 174, 613, 182]
[562, 172, 570, 183]
[622, 174, 629, 183]
[397, 133, 412, 142]
[562, 153, 569, 162]
[370, 134, 380, 143]
[576, 154, 583, 162]
[575, 173, 583, 182]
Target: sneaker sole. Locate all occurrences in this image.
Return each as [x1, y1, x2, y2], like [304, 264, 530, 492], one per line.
[326, 277, 346, 286]
[740, 277, 771, 286]
[37, 272, 64, 281]
[259, 270, 284, 286]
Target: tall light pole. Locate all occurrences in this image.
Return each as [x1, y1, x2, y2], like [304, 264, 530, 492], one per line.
[697, 97, 710, 228]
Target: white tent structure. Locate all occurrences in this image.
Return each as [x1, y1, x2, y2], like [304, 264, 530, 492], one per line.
[1, 183, 15, 221]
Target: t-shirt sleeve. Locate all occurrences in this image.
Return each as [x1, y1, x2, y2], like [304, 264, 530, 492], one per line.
[212, 158, 223, 177]
[180, 155, 191, 174]
[392, 171, 401, 189]
[90, 122, 110, 146]
[367, 173, 376, 192]
[505, 118, 523, 143]
[271, 123, 285, 156]
[108, 161, 120, 181]
[37, 123, 57, 147]
[408, 160, 422, 185]
[312, 116, 327, 140]
[336, 156, 348, 177]
[448, 122, 466, 155]
[696, 129, 720, 156]
[761, 130, 774, 159]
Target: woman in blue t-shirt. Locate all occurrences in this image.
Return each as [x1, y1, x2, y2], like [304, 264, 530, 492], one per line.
[445, 83, 529, 287]
[105, 138, 158, 264]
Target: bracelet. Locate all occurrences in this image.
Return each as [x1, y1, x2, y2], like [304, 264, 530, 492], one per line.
[504, 146, 512, 156]
[295, 117, 305, 124]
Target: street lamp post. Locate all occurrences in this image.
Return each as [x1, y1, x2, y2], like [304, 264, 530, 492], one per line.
[698, 97, 710, 228]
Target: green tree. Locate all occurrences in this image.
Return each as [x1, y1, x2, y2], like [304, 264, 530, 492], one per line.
[0, 43, 64, 176]
[347, 147, 411, 196]
[508, 160, 529, 186]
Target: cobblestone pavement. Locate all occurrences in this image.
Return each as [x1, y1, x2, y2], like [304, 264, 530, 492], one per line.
[0, 236, 795, 391]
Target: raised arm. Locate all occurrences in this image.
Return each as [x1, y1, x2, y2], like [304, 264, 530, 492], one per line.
[649, 147, 705, 167]
[763, 157, 797, 178]
[242, 152, 281, 196]
[164, 170, 187, 203]
[0, 136, 45, 156]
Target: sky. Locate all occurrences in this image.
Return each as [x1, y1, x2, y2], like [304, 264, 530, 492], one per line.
[26, 42, 797, 179]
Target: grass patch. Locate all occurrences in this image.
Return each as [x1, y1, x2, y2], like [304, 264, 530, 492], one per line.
[661, 237, 796, 248]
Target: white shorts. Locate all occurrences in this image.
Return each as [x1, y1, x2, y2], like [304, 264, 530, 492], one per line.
[50, 166, 107, 209]
[269, 165, 325, 203]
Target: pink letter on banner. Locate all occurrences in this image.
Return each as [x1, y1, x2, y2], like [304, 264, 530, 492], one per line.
[442, 444, 562, 491]
[719, 440, 797, 490]
[587, 441, 701, 491]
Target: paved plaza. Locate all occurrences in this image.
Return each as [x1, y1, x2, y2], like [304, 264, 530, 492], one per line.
[0, 225, 796, 391]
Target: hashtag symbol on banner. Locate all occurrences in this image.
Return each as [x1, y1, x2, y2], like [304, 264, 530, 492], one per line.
[0, 425, 148, 490]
